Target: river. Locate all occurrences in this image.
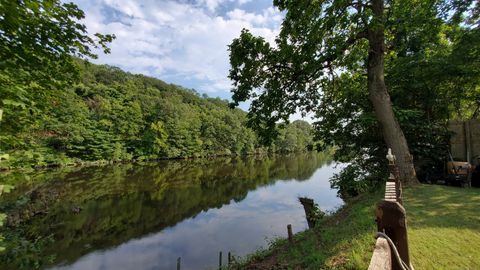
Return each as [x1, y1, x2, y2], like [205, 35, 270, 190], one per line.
[1, 152, 343, 270]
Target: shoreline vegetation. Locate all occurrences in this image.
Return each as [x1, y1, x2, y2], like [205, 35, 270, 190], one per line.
[0, 151, 335, 190]
[232, 184, 480, 270]
[0, 61, 321, 172]
[0, 149, 331, 173]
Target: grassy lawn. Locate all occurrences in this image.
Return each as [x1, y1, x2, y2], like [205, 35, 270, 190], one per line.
[241, 184, 480, 269]
[405, 185, 480, 269]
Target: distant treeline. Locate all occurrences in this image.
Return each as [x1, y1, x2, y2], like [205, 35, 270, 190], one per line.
[0, 61, 318, 169]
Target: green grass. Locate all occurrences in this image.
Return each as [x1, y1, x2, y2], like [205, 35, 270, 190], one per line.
[405, 185, 480, 269]
[241, 184, 480, 269]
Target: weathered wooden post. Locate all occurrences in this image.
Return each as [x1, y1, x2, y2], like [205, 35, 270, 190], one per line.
[375, 200, 410, 270]
[299, 197, 315, 228]
[218, 251, 222, 269]
[287, 224, 293, 243]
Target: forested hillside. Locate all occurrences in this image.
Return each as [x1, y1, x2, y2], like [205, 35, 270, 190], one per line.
[0, 61, 316, 169]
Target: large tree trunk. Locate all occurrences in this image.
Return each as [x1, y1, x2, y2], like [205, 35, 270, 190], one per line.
[367, 0, 419, 186]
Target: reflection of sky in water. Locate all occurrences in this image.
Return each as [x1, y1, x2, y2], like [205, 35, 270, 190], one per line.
[51, 163, 344, 270]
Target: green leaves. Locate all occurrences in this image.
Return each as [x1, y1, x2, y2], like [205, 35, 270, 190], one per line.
[229, 0, 479, 196]
[0, 60, 317, 169]
[0, 184, 14, 195]
[0, 0, 115, 130]
[1, 100, 26, 109]
[228, 1, 370, 144]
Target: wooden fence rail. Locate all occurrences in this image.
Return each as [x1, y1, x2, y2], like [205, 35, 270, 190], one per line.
[368, 163, 413, 270]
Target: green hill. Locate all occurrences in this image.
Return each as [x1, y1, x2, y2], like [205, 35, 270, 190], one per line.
[0, 61, 315, 169]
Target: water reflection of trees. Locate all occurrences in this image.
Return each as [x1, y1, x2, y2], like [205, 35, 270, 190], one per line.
[1, 152, 331, 268]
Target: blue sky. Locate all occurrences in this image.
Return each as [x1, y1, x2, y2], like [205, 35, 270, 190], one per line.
[72, 0, 284, 102]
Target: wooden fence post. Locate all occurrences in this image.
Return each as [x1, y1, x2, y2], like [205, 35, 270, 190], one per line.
[299, 197, 315, 228]
[219, 251, 222, 269]
[375, 200, 410, 270]
[287, 224, 293, 243]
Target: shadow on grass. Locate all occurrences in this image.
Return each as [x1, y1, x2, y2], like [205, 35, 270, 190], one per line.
[404, 184, 480, 269]
[404, 184, 480, 230]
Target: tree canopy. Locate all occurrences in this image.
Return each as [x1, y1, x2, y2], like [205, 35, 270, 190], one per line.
[228, 0, 479, 193]
[0, 0, 114, 85]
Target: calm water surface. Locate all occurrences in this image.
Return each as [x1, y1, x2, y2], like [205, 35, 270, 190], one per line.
[2, 153, 343, 270]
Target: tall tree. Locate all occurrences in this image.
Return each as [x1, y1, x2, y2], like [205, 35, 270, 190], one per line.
[367, 0, 416, 184]
[228, 0, 477, 186]
[0, 0, 114, 128]
[0, 0, 114, 158]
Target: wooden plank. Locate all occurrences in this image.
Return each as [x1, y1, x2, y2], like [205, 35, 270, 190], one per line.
[385, 181, 400, 203]
[465, 121, 471, 163]
[465, 121, 472, 187]
[368, 238, 392, 270]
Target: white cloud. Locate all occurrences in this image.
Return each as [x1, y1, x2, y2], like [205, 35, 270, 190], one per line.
[72, 0, 283, 94]
[238, 0, 252, 5]
[198, 0, 226, 11]
[227, 8, 267, 24]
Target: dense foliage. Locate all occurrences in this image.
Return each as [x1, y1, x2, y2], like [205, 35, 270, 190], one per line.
[0, 61, 317, 169]
[0, 0, 116, 252]
[228, 0, 479, 197]
[0, 0, 110, 168]
[318, 1, 479, 196]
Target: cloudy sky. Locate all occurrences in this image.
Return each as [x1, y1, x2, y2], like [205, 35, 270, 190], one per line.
[72, 0, 284, 101]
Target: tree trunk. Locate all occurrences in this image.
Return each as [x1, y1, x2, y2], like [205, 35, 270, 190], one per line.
[367, 0, 419, 186]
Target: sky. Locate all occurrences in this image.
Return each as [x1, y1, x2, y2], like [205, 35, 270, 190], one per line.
[71, 0, 284, 103]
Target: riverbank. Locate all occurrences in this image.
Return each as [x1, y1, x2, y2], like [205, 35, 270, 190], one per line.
[236, 184, 480, 269]
[0, 153, 341, 269]
[0, 149, 334, 173]
[237, 189, 382, 269]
